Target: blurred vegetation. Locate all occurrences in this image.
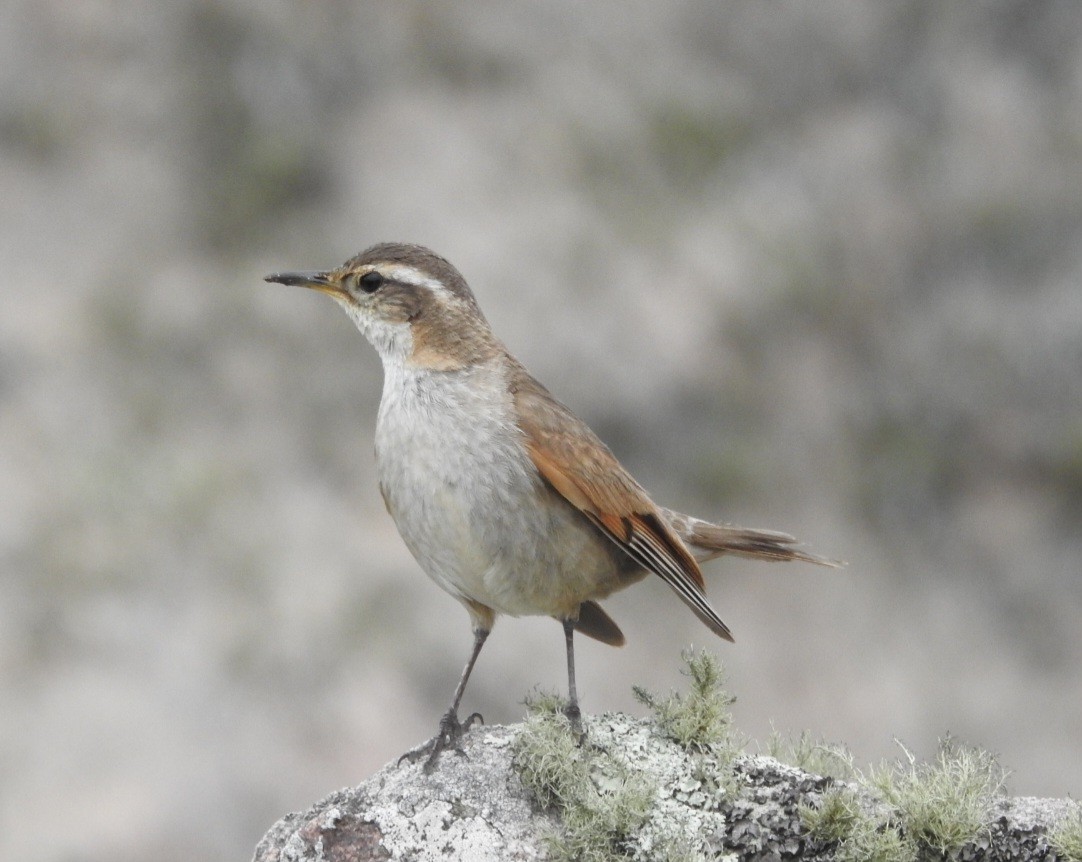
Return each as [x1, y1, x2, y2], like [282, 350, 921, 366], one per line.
[179, 3, 333, 252]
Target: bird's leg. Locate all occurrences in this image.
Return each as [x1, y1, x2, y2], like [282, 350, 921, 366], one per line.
[562, 618, 584, 739]
[400, 627, 489, 772]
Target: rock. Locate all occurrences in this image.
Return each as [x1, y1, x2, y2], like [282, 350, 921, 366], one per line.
[252, 714, 1080, 862]
[253, 724, 550, 862]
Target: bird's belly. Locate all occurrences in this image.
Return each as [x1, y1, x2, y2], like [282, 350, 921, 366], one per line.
[377, 427, 625, 620]
[476, 487, 628, 618]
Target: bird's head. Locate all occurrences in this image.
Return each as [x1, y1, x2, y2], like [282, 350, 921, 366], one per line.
[266, 243, 500, 371]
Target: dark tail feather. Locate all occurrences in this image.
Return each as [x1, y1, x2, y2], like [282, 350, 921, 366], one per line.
[662, 508, 842, 567]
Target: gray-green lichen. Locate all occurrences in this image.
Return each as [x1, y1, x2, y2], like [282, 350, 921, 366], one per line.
[799, 737, 1024, 862]
[1050, 803, 1082, 862]
[765, 728, 857, 782]
[632, 649, 740, 757]
[512, 697, 729, 862]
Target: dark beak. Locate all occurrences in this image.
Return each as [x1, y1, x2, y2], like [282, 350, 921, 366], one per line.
[264, 270, 335, 290]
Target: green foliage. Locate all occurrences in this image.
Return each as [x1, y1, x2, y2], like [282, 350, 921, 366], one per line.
[869, 738, 1005, 854]
[512, 694, 654, 862]
[633, 649, 737, 753]
[1048, 802, 1082, 862]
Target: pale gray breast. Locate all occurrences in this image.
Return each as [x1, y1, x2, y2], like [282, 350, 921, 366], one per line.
[373, 358, 639, 618]
[373, 360, 544, 593]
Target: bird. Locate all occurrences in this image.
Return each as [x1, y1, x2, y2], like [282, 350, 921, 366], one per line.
[265, 242, 837, 770]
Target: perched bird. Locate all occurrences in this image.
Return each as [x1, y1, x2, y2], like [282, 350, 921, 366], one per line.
[265, 243, 836, 769]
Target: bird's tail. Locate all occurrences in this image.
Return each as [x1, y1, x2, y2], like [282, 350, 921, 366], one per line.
[661, 508, 842, 567]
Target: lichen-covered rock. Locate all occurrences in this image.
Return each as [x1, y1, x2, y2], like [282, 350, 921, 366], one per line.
[252, 715, 1079, 862]
[721, 757, 835, 860]
[252, 724, 551, 862]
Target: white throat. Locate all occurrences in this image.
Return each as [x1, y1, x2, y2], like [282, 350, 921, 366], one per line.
[333, 297, 413, 366]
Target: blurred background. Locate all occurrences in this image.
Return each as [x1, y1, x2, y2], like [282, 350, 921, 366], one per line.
[2, 1, 1081, 859]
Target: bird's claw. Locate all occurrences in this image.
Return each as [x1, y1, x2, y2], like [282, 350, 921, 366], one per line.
[398, 709, 484, 772]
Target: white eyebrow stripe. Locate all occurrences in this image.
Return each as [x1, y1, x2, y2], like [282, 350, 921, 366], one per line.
[378, 263, 448, 295]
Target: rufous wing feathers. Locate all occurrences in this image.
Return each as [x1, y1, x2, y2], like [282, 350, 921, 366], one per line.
[512, 364, 734, 642]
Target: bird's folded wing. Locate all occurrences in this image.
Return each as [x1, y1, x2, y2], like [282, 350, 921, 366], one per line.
[511, 364, 734, 642]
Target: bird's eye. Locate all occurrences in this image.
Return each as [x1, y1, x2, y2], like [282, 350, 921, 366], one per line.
[358, 271, 384, 293]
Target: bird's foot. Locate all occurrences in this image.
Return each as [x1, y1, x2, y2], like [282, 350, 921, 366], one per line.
[563, 702, 585, 744]
[399, 709, 483, 773]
